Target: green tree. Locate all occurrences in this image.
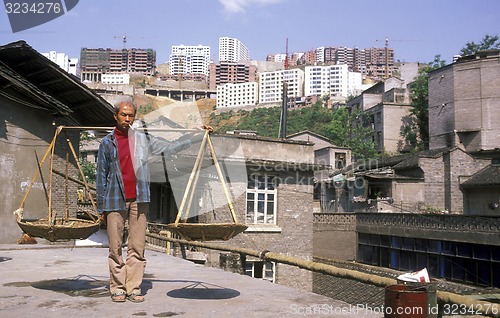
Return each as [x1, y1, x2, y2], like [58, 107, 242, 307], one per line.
[406, 55, 446, 151]
[323, 107, 377, 160]
[79, 131, 96, 184]
[79, 159, 96, 184]
[460, 34, 500, 56]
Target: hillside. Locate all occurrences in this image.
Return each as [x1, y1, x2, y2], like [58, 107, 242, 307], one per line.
[207, 104, 334, 139]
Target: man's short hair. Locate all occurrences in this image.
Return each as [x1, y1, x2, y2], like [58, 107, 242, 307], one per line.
[113, 96, 137, 114]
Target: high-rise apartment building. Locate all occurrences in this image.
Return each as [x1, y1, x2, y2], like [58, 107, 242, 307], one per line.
[79, 47, 156, 82]
[259, 68, 304, 104]
[209, 62, 257, 90]
[304, 65, 362, 98]
[218, 37, 250, 62]
[169, 45, 211, 77]
[216, 82, 258, 108]
[42, 51, 79, 77]
[316, 46, 394, 79]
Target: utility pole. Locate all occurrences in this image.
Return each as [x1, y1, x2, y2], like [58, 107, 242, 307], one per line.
[279, 38, 289, 139]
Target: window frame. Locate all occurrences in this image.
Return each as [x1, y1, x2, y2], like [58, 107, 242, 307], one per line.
[246, 173, 277, 225]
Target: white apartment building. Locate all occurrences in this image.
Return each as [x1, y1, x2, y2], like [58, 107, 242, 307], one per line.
[259, 68, 304, 104]
[219, 37, 250, 62]
[315, 47, 325, 64]
[101, 73, 130, 85]
[42, 51, 79, 77]
[216, 82, 258, 108]
[68, 58, 79, 77]
[304, 64, 362, 98]
[169, 45, 211, 76]
[266, 53, 287, 63]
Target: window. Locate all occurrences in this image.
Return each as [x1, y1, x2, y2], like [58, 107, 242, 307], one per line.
[246, 174, 277, 224]
[245, 260, 275, 282]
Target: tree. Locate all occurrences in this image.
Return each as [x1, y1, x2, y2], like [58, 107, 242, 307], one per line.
[322, 107, 377, 160]
[460, 34, 500, 56]
[79, 131, 96, 184]
[405, 55, 446, 151]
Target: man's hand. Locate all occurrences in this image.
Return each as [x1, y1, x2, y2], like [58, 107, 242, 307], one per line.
[202, 125, 214, 132]
[100, 213, 107, 228]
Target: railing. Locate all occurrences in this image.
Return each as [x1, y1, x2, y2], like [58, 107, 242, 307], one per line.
[314, 212, 500, 234]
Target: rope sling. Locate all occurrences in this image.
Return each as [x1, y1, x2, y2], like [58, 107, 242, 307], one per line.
[166, 130, 247, 241]
[14, 126, 100, 242]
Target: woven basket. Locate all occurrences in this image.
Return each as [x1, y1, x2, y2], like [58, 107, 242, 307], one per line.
[166, 223, 248, 241]
[17, 218, 100, 242]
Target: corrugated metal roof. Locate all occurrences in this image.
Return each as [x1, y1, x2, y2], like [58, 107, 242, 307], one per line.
[0, 40, 115, 127]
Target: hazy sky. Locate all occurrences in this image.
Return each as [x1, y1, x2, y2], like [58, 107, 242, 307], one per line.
[1, 0, 499, 64]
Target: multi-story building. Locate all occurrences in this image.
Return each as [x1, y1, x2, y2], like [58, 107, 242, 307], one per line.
[428, 49, 500, 158]
[169, 45, 211, 77]
[218, 37, 250, 62]
[216, 82, 258, 108]
[316, 46, 394, 80]
[42, 51, 79, 77]
[259, 68, 304, 105]
[304, 64, 362, 98]
[80, 47, 156, 82]
[266, 53, 287, 64]
[101, 73, 130, 85]
[347, 77, 413, 153]
[208, 61, 257, 90]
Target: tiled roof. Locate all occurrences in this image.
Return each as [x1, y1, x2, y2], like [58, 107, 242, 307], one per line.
[461, 164, 500, 187]
[0, 41, 115, 127]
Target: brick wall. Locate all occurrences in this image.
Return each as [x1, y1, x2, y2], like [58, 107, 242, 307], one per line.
[419, 149, 490, 213]
[199, 168, 315, 292]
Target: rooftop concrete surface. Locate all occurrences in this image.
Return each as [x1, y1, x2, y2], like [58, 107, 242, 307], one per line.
[0, 244, 384, 318]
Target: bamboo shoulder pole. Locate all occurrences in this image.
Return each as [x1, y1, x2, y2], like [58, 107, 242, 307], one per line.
[59, 125, 199, 132]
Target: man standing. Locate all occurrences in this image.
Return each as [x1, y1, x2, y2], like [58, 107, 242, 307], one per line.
[96, 97, 204, 303]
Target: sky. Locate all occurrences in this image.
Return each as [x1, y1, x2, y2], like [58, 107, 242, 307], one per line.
[0, 0, 499, 65]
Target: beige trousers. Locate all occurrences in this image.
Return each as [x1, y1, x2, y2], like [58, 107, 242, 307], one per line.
[106, 201, 148, 295]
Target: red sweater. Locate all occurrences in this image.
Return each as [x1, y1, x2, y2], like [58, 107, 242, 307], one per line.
[114, 128, 137, 200]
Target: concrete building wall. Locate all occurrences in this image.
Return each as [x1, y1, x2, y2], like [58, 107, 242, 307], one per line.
[429, 51, 500, 152]
[455, 54, 500, 152]
[313, 213, 357, 261]
[381, 104, 412, 153]
[464, 186, 500, 216]
[428, 65, 459, 149]
[391, 180, 425, 205]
